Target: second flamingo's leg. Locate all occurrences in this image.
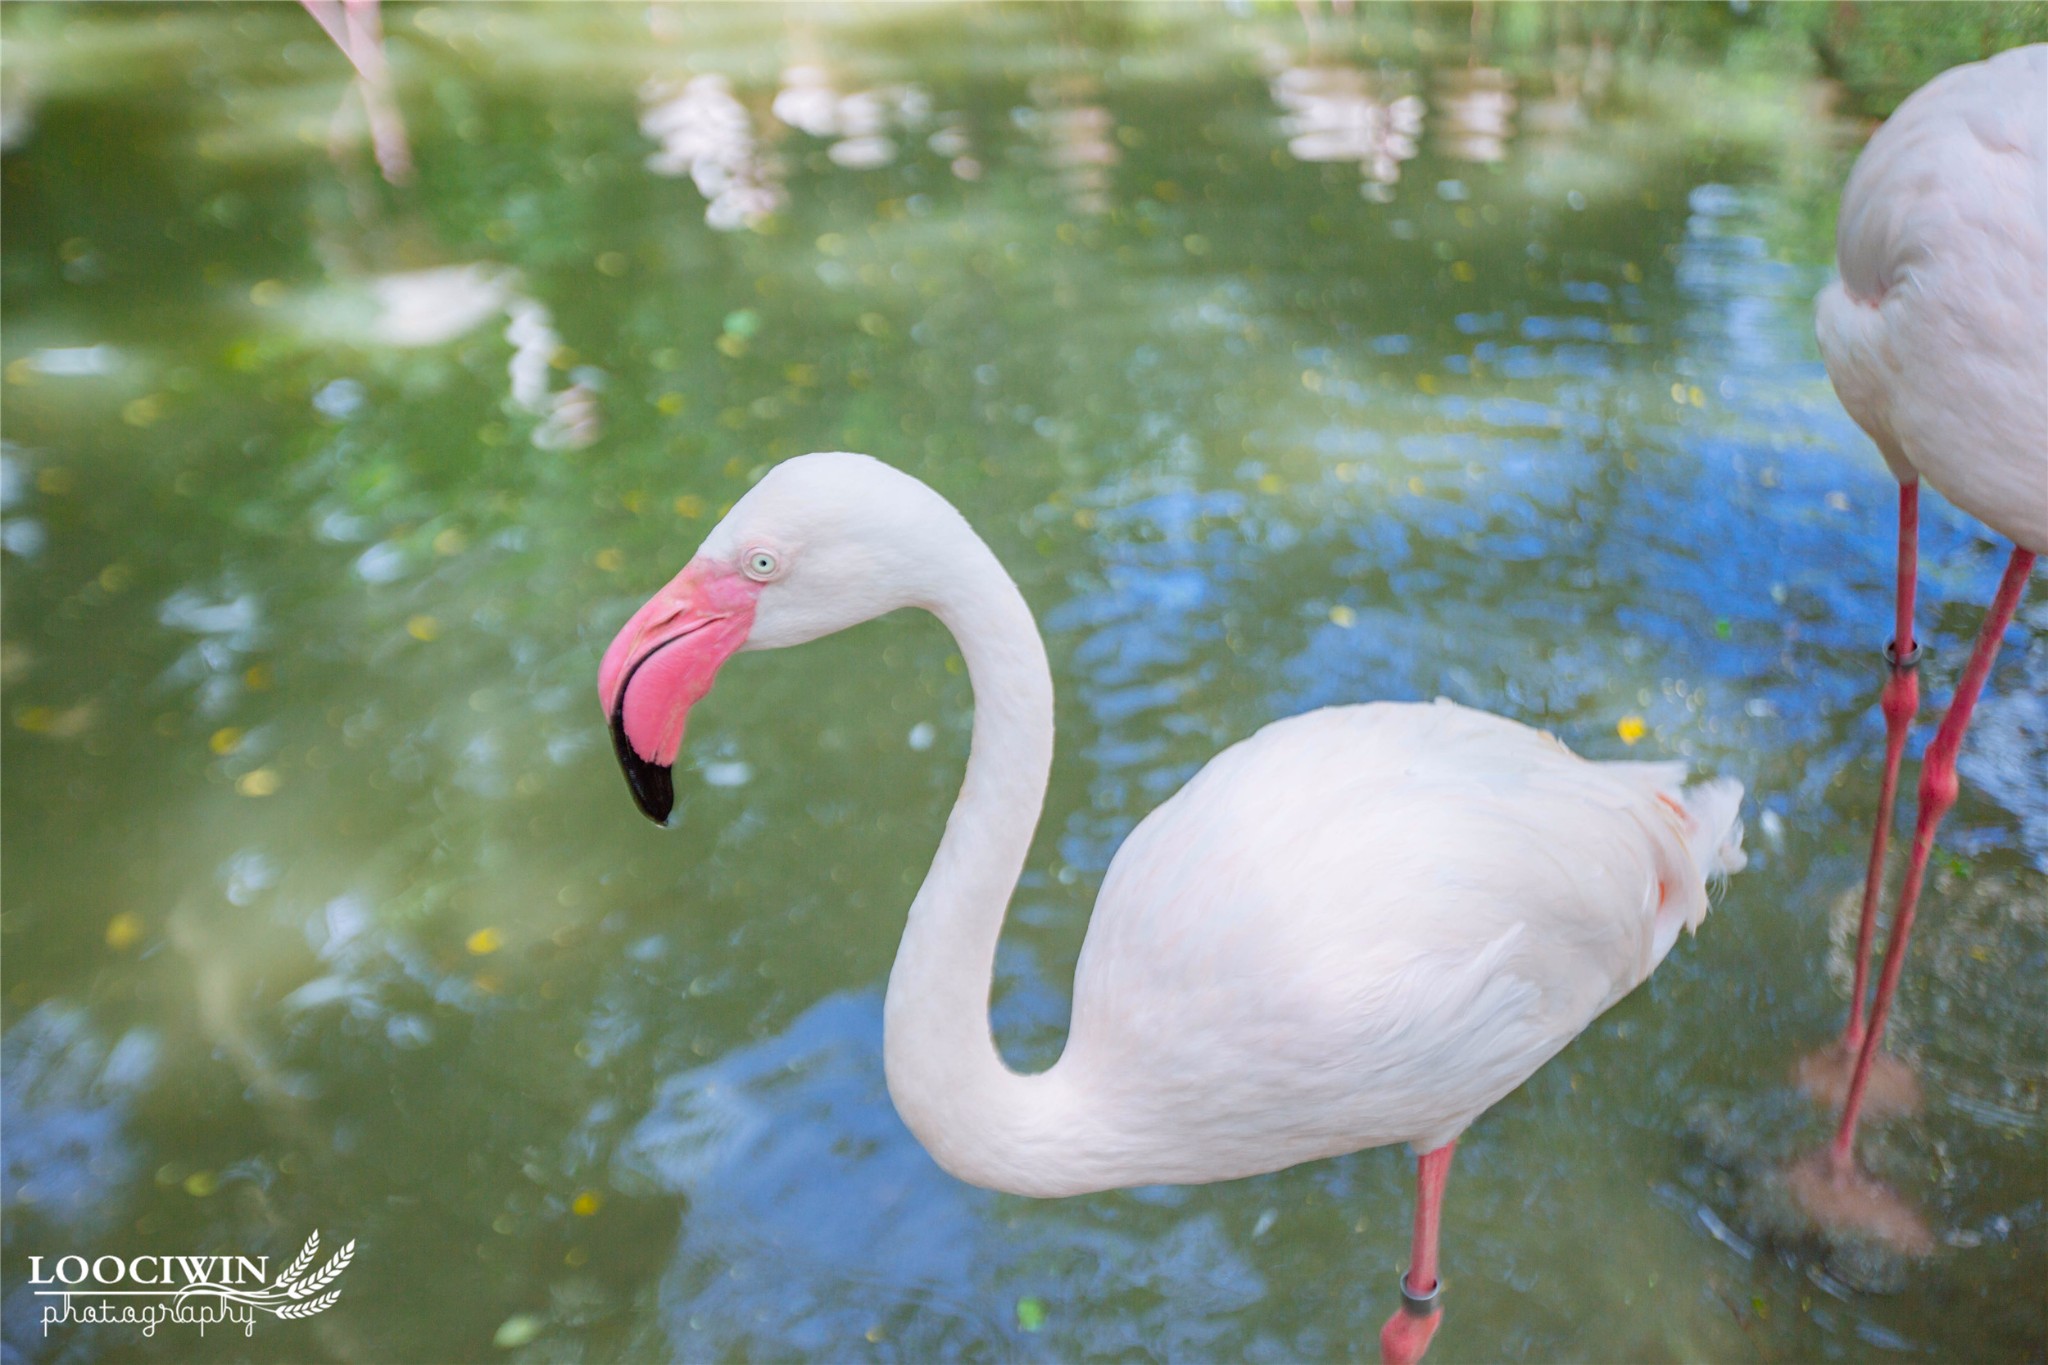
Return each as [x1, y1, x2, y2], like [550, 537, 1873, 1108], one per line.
[1379, 1142, 1456, 1365]
[1830, 547, 2035, 1173]
[1845, 481, 1922, 1050]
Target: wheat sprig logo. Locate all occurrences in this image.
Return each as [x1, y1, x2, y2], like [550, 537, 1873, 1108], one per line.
[173, 1232, 354, 1318]
[269, 1233, 321, 1293]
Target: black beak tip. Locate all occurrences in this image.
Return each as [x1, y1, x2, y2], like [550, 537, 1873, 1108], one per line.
[609, 705, 675, 825]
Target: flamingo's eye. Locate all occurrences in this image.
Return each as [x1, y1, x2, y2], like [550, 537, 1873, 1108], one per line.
[743, 549, 780, 581]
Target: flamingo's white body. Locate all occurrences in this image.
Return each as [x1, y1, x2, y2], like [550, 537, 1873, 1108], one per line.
[1799, 43, 2044, 1239]
[1816, 42, 2046, 551]
[599, 452, 1746, 1361]
[1016, 700, 1734, 1191]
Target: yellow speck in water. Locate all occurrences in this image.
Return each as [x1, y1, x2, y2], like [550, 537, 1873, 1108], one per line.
[674, 494, 705, 519]
[1450, 260, 1475, 282]
[1417, 373, 1439, 395]
[1617, 716, 1647, 746]
[433, 528, 468, 556]
[98, 563, 133, 592]
[16, 706, 57, 734]
[1688, 385, 1705, 408]
[571, 1191, 603, 1216]
[1623, 262, 1643, 283]
[122, 395, 163, 428]
[865, 1326, 883, 1343]
[183, 1171, 219, 1198]
[1301, 370, 1323, 392]
[1329, 605, 1357, 629]
[1670, 382, 1688, 405]
[407, 615, 441, 642]
[1407, 477, 1426, 496]
[564, 1246, 589, 1267]
[237, 768, 280, 796]
[105, 913, 144, 950]
[657, 391, 688, 416]
[467, 928, 504, 956]
[245, 663, 273, 691]
[594, 548, 624, 572]
[1257, 473, 1284, 495]
[249, 279, 286, 307]
[209, 727, 243, 755]
[1073, 509, 1096, 530]
[36, 467, 74, 495]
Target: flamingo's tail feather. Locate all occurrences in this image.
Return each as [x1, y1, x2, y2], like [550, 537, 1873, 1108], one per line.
[1680, 778, 1747, 883]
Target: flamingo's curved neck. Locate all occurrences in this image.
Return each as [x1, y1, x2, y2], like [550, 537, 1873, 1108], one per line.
[881, 527, 1079, 1197]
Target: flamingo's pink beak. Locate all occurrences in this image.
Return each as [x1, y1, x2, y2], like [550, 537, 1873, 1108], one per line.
[597, 558, 761, 823]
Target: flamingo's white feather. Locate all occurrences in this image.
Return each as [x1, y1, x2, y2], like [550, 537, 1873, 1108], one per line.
[1815, 43, 2047, 551]
[1055, 700, 1741, 1189]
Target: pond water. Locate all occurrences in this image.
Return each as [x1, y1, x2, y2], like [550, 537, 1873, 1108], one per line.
[3, 6, 2043, 1362]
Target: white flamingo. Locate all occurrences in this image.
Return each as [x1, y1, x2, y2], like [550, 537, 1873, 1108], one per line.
[598, 452, 1746, 1363]
[1796, 43, 2044, 1246]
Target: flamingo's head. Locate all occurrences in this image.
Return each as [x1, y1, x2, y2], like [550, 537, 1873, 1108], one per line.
[598, 451, 964, 823]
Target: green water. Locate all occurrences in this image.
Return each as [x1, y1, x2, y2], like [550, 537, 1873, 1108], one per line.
[3, 5, 2043, 1362]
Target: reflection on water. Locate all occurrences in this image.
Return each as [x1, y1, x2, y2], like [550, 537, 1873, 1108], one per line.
[1031, 74, 1120, 216]
[367, 264, 512, 348]
[2, 5, 2044, 1362]
[642, 55, 940, 230]
[611, 992, 1271, 1359]
[1269, 62, 1424, 198]
[1434, 66, 1516, 164]
[641, 73, 788, 231]
[773, 64, 932, 171]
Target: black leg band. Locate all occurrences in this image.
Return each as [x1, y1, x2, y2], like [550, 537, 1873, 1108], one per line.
[1884, 639, 1922, 671]
[1399, 1272, 1441, 1317]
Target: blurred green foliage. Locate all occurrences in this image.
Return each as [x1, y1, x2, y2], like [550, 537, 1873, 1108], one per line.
[1770, 1, 2048, 114]
[1392, 2, 2048, 117]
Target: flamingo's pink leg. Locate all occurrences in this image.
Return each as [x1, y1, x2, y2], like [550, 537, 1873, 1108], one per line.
[341, 0, 412, 186]
[300, 0, 413, 186]
[1830, 546, 2035, 1172]
[1379, 1142, 1455, 1365]
[1845, 480, 1921, 1050]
